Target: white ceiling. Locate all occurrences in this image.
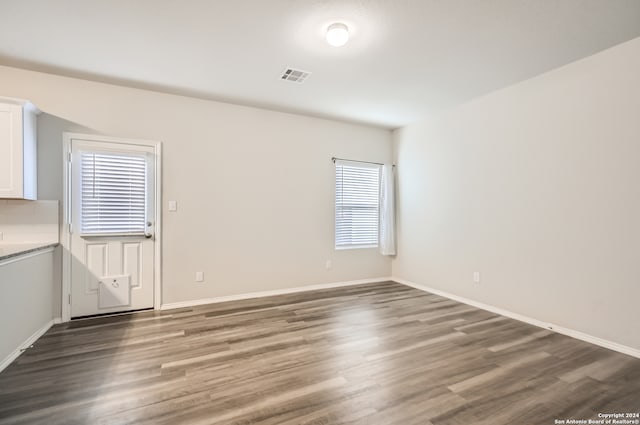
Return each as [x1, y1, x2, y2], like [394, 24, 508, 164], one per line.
[1, 0, 639, 129]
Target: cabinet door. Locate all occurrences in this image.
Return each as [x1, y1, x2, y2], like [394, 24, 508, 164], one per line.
[0, 103, 23, 198]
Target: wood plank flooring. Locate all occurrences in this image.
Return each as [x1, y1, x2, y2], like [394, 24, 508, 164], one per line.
[0, 281, 638, 424]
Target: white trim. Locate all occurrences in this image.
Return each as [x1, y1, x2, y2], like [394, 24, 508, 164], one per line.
[62, 135, 71, 322]
[393, 277, 640, 359]
[61, 133, 162, 322]
[0, 247, 55, 267]
[0, 319, 54, 373]
[335, 245, 378, 251]
[153, 142, 163, 310]
[161, 277, 393, 311]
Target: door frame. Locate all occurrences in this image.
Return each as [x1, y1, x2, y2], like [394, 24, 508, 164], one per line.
[61, 132, 162, 322]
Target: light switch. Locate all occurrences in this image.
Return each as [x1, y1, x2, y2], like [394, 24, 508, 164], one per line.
[168, 200, 177, 212]
[195, 271, 204, 282]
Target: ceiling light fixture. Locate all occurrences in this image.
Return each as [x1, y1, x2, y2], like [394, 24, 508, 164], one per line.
[326, 23, 349, 47]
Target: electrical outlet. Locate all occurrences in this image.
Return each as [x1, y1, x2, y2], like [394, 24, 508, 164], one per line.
[195, 271, 204, 282]
[473, 272, 481, 284]
[325, 260, 332, 270]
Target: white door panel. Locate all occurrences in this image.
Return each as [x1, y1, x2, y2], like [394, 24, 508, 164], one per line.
[123, 242, 143, 287]
[69, 138, 156, 318]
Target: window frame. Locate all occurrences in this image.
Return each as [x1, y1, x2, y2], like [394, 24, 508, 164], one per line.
[78, 149, 151, 237]
[334, 160, 382, 250]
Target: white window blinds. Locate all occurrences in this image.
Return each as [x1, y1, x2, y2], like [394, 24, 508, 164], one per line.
[80, 151, 147, 235]
[335, 160, 381, 249]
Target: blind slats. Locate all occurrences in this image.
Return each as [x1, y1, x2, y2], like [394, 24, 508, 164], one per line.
[81, 152, 148, 235]
[335, 161, 380, 248]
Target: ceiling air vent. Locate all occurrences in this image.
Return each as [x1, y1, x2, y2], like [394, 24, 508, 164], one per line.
[280, 68, 311, 83]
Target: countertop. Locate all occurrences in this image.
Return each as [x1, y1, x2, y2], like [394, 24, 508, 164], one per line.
[0, 242, 59, 262]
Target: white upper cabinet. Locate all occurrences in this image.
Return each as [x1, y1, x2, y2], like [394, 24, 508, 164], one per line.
[0, 97, 39, 200]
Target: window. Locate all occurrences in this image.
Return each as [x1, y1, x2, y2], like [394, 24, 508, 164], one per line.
[335, 160, 381, 249]
[80, 151, 147, 235]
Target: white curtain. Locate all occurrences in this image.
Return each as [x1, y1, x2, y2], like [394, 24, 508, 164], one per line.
[379, 164, 396, 256]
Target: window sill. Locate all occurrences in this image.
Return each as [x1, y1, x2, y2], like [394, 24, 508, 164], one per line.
[335, 245, 379, 251]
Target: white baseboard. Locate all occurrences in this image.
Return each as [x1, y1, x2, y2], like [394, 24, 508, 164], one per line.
[0, 319, 55, 373]
[393, 277, 640, 359]
[160, 277, 393, 311]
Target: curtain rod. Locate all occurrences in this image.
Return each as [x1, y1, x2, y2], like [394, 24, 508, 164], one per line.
[331, 157, 396, 167]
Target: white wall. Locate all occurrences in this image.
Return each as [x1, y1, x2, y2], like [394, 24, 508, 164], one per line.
[0, 250, 54, 369]
[393, 37, 640, 351]
[0, 65, 392, 314]
[0, 200, 58, 243]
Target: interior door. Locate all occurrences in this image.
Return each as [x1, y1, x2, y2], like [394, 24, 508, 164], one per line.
[69, 137, 156, 318]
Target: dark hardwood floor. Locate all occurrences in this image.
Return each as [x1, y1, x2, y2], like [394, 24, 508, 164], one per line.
[0, 281, 638, 424]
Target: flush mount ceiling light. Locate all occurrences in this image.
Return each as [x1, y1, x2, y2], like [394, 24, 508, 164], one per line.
[326, 23, 349, 47]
